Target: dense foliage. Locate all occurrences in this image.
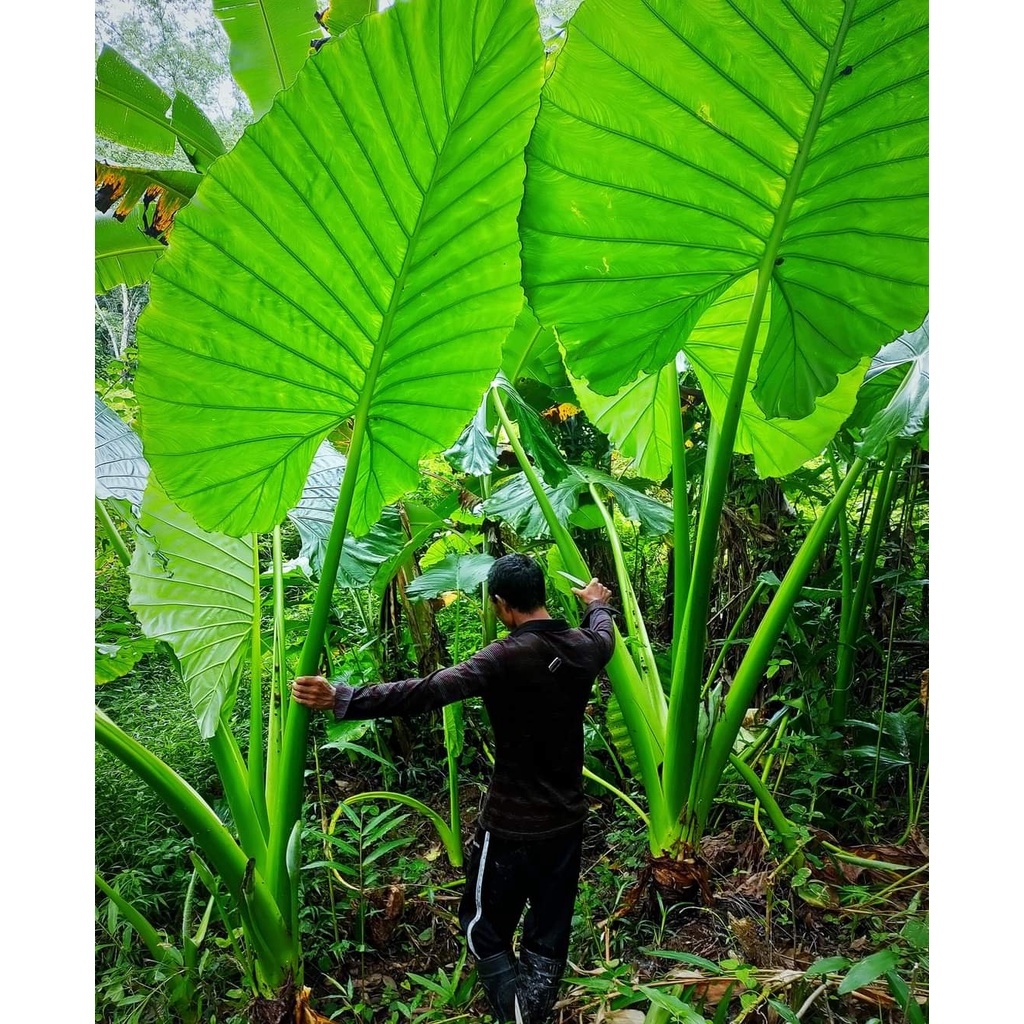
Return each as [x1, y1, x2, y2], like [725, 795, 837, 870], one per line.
[95, 2, 929, 1022]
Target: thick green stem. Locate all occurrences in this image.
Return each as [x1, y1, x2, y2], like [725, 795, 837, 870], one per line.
[266, 407, 374, 917]
[95, 708, 294, 983]
[668, 387, 690, 661]
[588, 482, 661, 695]
[265, 528, 286, 822]
[832, 442, 901, 726]
[249, 538, 269, 835]
[443, 707, 463, 865]
[96, 497, 132, 567]
[490, 386, 670, 844]
[663, 0, 856, 826]
[208, 721, 268, 869]
[727, 754, 800, 863]
[692, 458, 866, 831]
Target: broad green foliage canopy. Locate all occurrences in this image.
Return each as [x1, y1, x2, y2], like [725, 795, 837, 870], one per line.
[521, 0, 928, 420]
[137, 0, 544, 537]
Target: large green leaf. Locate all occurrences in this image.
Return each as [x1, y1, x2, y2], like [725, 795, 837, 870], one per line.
[521, 0, 928, 418]
[212, 0, 322, 118]
[484, 465, 671, 539]
[685, 274, 870, 477]
[129, 477, 255, 739]
[405, 552, 495, 600]
[567, 359, 679, 482]
[95, 46, 175, 154]
[95, 395, 150, 509]
[137, 0, 544, 537]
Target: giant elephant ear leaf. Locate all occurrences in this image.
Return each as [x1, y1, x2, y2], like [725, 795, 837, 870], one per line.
[129, 476, 254, 739]
[137, 0, 544, 537]
[521, 0, 928, 419]
[212, 0, 321, 119]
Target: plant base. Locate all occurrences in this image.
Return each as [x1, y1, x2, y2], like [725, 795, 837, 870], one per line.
[246, 979, 334, 1024]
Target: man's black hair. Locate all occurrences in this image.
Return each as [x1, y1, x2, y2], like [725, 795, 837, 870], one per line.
[487, 553, 546, 612]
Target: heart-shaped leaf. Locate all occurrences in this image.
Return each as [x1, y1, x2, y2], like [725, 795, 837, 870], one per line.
[137, 0, 544, 537]
[521, 0, 928, 419]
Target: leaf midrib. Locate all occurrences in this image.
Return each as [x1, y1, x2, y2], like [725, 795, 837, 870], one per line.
[346, 4, 518, 452]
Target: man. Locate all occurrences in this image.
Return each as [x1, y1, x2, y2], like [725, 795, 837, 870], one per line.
[291, 553, 615, 1024]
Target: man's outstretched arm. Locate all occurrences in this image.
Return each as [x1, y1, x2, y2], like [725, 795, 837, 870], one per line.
[291, 643, 506, 720]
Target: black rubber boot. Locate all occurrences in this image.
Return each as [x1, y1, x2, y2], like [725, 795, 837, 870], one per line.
[476, 949, 520, 1022]
[515, 947, 565, 1024]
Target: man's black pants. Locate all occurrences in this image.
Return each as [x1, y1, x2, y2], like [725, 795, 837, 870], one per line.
[458, 822, 584, 962]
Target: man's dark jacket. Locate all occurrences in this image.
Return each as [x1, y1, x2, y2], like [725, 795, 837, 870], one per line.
[333, 602, 616, 838]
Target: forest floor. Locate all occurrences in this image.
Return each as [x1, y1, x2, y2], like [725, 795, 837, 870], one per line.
[302, 771, 929, 1024]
